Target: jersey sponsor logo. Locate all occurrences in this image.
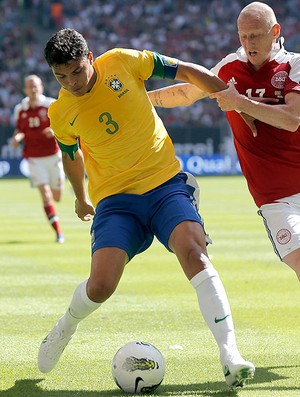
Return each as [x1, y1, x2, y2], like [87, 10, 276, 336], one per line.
[271, 71, 288, 89]
[276, 228, 291, 245]
[69, 113, 79, 126]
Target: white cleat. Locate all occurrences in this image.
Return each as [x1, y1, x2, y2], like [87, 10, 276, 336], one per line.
[38, 324, 77, 373]
[56, 233, 65, 244]
[223, 357, 255, 389]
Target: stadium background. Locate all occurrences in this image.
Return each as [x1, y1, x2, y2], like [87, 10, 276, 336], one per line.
[0, 0, 299, 177]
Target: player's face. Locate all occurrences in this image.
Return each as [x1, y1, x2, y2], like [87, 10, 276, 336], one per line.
[238, 16, 279, 70]
[24, 78, 43, 100]
[51, 52, 96, 97]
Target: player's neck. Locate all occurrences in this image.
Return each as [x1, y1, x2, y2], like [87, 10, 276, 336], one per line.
[28, 97, 40, 108]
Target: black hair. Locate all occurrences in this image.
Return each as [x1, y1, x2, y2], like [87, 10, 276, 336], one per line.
[44, 28, 89, 66]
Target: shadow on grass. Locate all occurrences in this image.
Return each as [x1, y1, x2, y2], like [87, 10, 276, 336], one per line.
[1, 366, 300, 397]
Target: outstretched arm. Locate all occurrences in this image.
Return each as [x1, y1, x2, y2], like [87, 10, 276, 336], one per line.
[148, 61, 258, 136]
[148, 61, 227, 108]
[148, 83, 207, 108]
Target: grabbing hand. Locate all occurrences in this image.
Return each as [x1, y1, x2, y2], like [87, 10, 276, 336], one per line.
[210, 84, 279, 137]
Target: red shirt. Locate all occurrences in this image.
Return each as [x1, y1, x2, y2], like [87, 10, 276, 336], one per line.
[14, 95, 59, 158]
[212, 40, 300, 207]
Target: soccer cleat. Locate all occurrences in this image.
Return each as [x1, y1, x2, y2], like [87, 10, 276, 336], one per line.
[38, 324, 77, 373]
[222, 357, 255, 389]
[56, 233, 64, 243]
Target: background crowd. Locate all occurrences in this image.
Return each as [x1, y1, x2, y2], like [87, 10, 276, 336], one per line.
[0, 0, 299, 148]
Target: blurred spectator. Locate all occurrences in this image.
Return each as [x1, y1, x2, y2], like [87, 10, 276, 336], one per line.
[1, 0, 299, 134]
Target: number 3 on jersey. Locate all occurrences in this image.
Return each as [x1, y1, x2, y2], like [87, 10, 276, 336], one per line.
[99, 112, 119, 135]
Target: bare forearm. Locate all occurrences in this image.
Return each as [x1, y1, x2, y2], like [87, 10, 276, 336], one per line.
[148, 83, 207, 108]
[236, 96, 300, 131]
[62, 150, 88, 202]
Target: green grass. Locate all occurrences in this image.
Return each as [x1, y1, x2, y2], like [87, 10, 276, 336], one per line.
[0, 176, 299, 397]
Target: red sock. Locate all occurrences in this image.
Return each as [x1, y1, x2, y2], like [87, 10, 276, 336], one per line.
[43, 203, 62, 235]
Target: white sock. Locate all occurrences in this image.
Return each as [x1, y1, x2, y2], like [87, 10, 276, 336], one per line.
[57, 279, 101, 334]
[190, 267, 239, 361]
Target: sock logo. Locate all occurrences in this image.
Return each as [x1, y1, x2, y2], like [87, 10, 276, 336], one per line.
[214, 314, 230, 323]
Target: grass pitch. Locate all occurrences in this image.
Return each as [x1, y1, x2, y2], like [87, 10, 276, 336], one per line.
[0, 176, 299, 397]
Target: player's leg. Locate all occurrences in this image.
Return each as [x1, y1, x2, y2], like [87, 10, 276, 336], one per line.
[258, 194, 300, 281]
[151, 173, 254, 388]
[282, 248, 300, 280]
[38, 183, 64, 243]
[168, 221, 254, 388]
[38, 195, 152, 373]
[28, 156, 64, 242]
[38, 247, 128, 373]
[48, 152, 65, 241]
[49, 152, 65, 203]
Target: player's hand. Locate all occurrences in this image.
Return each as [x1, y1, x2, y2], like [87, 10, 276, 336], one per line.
[11, 131, 25, 147]
[240, 113, 257, 137]
[42, 127, 55, 138]
[241, 97, 280, 137]
[11, 137, 20, 148]
[209, 83, 242, 111]
[75, 199, 95, 221]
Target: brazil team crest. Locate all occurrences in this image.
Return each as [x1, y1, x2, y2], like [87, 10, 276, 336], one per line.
[105, 75, 123, 92]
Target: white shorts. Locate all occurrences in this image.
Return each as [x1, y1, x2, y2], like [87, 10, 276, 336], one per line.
[27, 152, 65, 190]
[258, 193, 300, 260]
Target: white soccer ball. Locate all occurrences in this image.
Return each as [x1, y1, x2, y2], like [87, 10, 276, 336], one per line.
[112, 341, 165, 394]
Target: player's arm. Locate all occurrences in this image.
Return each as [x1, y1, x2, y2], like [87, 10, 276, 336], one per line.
[59, 142, 95, 221]
[11, 129, 25, 148]
[175, 61, 228, 93]
[148, 56, 258, 135]
[148, 83, 207, 108]
[210, 84, 300, 132]
[148, 54, 227, 107]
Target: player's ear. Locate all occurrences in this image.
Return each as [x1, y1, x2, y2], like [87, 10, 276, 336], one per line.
[273, 23, 281, 40]
[87, 52, 94, 63]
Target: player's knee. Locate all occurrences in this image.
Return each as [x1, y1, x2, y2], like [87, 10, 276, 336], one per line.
[189, 247, 211, 268]
[87, 278, 117, 303]
[283, 249, 300, 281]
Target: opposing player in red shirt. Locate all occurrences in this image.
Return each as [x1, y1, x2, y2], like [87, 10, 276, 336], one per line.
[12, 75, 65, 243]
[149, 2, 300, 280]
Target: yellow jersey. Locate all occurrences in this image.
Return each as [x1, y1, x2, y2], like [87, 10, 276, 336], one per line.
[49, 48, 181, 206]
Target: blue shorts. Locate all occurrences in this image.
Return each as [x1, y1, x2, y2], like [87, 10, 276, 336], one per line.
[91, 172, 204, 260]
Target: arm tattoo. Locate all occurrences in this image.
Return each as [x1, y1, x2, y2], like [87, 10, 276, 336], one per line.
[178, 88, 189, 99]
[153, 91, 164, 107]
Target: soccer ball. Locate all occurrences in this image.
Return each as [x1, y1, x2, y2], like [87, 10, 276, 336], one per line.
[112, 341, 165, 394]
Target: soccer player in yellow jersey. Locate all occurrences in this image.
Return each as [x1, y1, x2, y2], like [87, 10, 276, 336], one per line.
[38, 28, 254, 389]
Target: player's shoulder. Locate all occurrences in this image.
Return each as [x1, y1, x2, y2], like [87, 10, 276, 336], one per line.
[14, 97, 29, 117]
[277, 49, 300, 65]
[211, 52, 241, 75]
[39, 94, 56, 108]
[95, 48, 141, 63]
